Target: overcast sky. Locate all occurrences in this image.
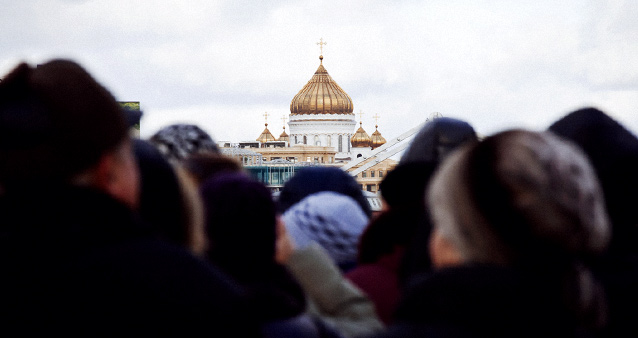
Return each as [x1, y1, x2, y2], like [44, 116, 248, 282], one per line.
[2, 0, 637, 144]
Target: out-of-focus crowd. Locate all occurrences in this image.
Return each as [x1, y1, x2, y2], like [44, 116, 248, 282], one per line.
[1, 59, 636, 338]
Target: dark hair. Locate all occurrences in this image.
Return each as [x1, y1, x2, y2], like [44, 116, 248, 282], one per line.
[182, 152, 242, 185]
[0, 60, 127, 188]
[200, 172, 277, 282]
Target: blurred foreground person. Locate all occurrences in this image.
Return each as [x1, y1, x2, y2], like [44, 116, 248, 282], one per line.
[0, 60, 258, 336]
[134, 139, 207, 255]
[549, 107, 638, 337]
[201, 172, 344, 338]
[375, 130, 610, 338]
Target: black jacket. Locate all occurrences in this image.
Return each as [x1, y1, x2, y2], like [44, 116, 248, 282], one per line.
[0, 185, 259, 337]
[372, 265, 594, 338]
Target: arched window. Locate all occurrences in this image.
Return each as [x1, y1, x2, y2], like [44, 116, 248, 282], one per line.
[338, 135, 343, 152]
[303, 136, 307, 145]
[327, 135, 332, 147]
[294, 135, 298, 144]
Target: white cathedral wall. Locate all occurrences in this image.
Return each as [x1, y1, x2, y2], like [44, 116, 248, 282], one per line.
[288, 114, 356, 154]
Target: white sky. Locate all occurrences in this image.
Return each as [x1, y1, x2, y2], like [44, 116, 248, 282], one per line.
[2, 0, 637, 143]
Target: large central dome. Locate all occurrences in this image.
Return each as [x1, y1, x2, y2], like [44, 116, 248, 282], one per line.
[290, 56, 354, 115]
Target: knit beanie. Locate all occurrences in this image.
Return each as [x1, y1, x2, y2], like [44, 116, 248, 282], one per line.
[427, 129, 610, 266]
[150, 124, 219, 163]
[283, 191, 369, 268]
[0, 60, 128, 188]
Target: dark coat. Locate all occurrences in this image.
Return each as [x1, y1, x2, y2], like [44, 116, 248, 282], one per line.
[0, 185, 260, 337]
[371, 265, 593, 338]
[549, 107, 638, 337]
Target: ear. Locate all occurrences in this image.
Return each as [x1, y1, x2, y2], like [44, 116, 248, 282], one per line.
[91, 142, 140, 209]
[92, 152, 117, 191]
[429, 228, 464, 268]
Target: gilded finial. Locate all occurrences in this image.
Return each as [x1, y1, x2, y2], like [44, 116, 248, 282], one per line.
[373, 113, 380, 128]
[317, 38, 327, 63]
[281, 115, 288, 131]
[263, 112, 270, 126]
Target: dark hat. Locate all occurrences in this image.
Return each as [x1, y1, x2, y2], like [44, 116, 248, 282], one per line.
[0, 60, 128, 187]
[400, 117, 477, 166]
[549, 107, 638, 254]
[379, 161, 437, 209]
[277, 166, 372, 217]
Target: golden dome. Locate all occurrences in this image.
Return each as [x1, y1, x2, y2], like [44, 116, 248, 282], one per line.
[290, 56, 354, 115]
[257, 123, 276, 143]
[278, 127, 289, 142]
[371, 125, 386, 150]
[351, 122, 372, 148]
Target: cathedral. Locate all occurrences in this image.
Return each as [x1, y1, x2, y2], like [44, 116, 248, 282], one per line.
[255, 50, 386, 162]
[224, 44, 395, 195]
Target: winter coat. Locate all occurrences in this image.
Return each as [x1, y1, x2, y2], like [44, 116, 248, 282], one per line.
[346, 249, 403, 325]
[371, 265, 594, 338]
[0, 185, 260, 337]
[286, 243, 385, 337]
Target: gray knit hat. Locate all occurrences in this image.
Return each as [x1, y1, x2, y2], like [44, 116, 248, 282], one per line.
[427, 129, 610, 265]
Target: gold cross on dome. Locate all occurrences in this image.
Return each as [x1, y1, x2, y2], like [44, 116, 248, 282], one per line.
[281, 115, 288, 129]
[263, 112, 270, 124]
[373, 113, 380, 125]
[358, 110, 364, 122]
[317, 38, 327, 55]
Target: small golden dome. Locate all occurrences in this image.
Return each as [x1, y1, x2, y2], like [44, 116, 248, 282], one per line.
[257, 123, 276, 143]
[290, 56, 354, 115]
[278, 127, 289, 142]
[351, 122, 372, 148]
[371, 125, 386, 150]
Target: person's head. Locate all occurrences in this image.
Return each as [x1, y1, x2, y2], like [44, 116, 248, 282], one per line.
[278, 166, 372, 217]
[134, 140, 206, 255]
[399, 117, 477, 166]
[149, 124, 219, 164]
[379, 162, 437, 211]
[181, 152, 243, 186]
[0, 60, 138, 207]
[427, 129, 610, 268]
[549, 107, 638, 255]
[200, 172, 278, 281]
[283, 191, 369, 271]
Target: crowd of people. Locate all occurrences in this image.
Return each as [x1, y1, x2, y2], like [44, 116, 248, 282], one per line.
[1, 59, 636, 337]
